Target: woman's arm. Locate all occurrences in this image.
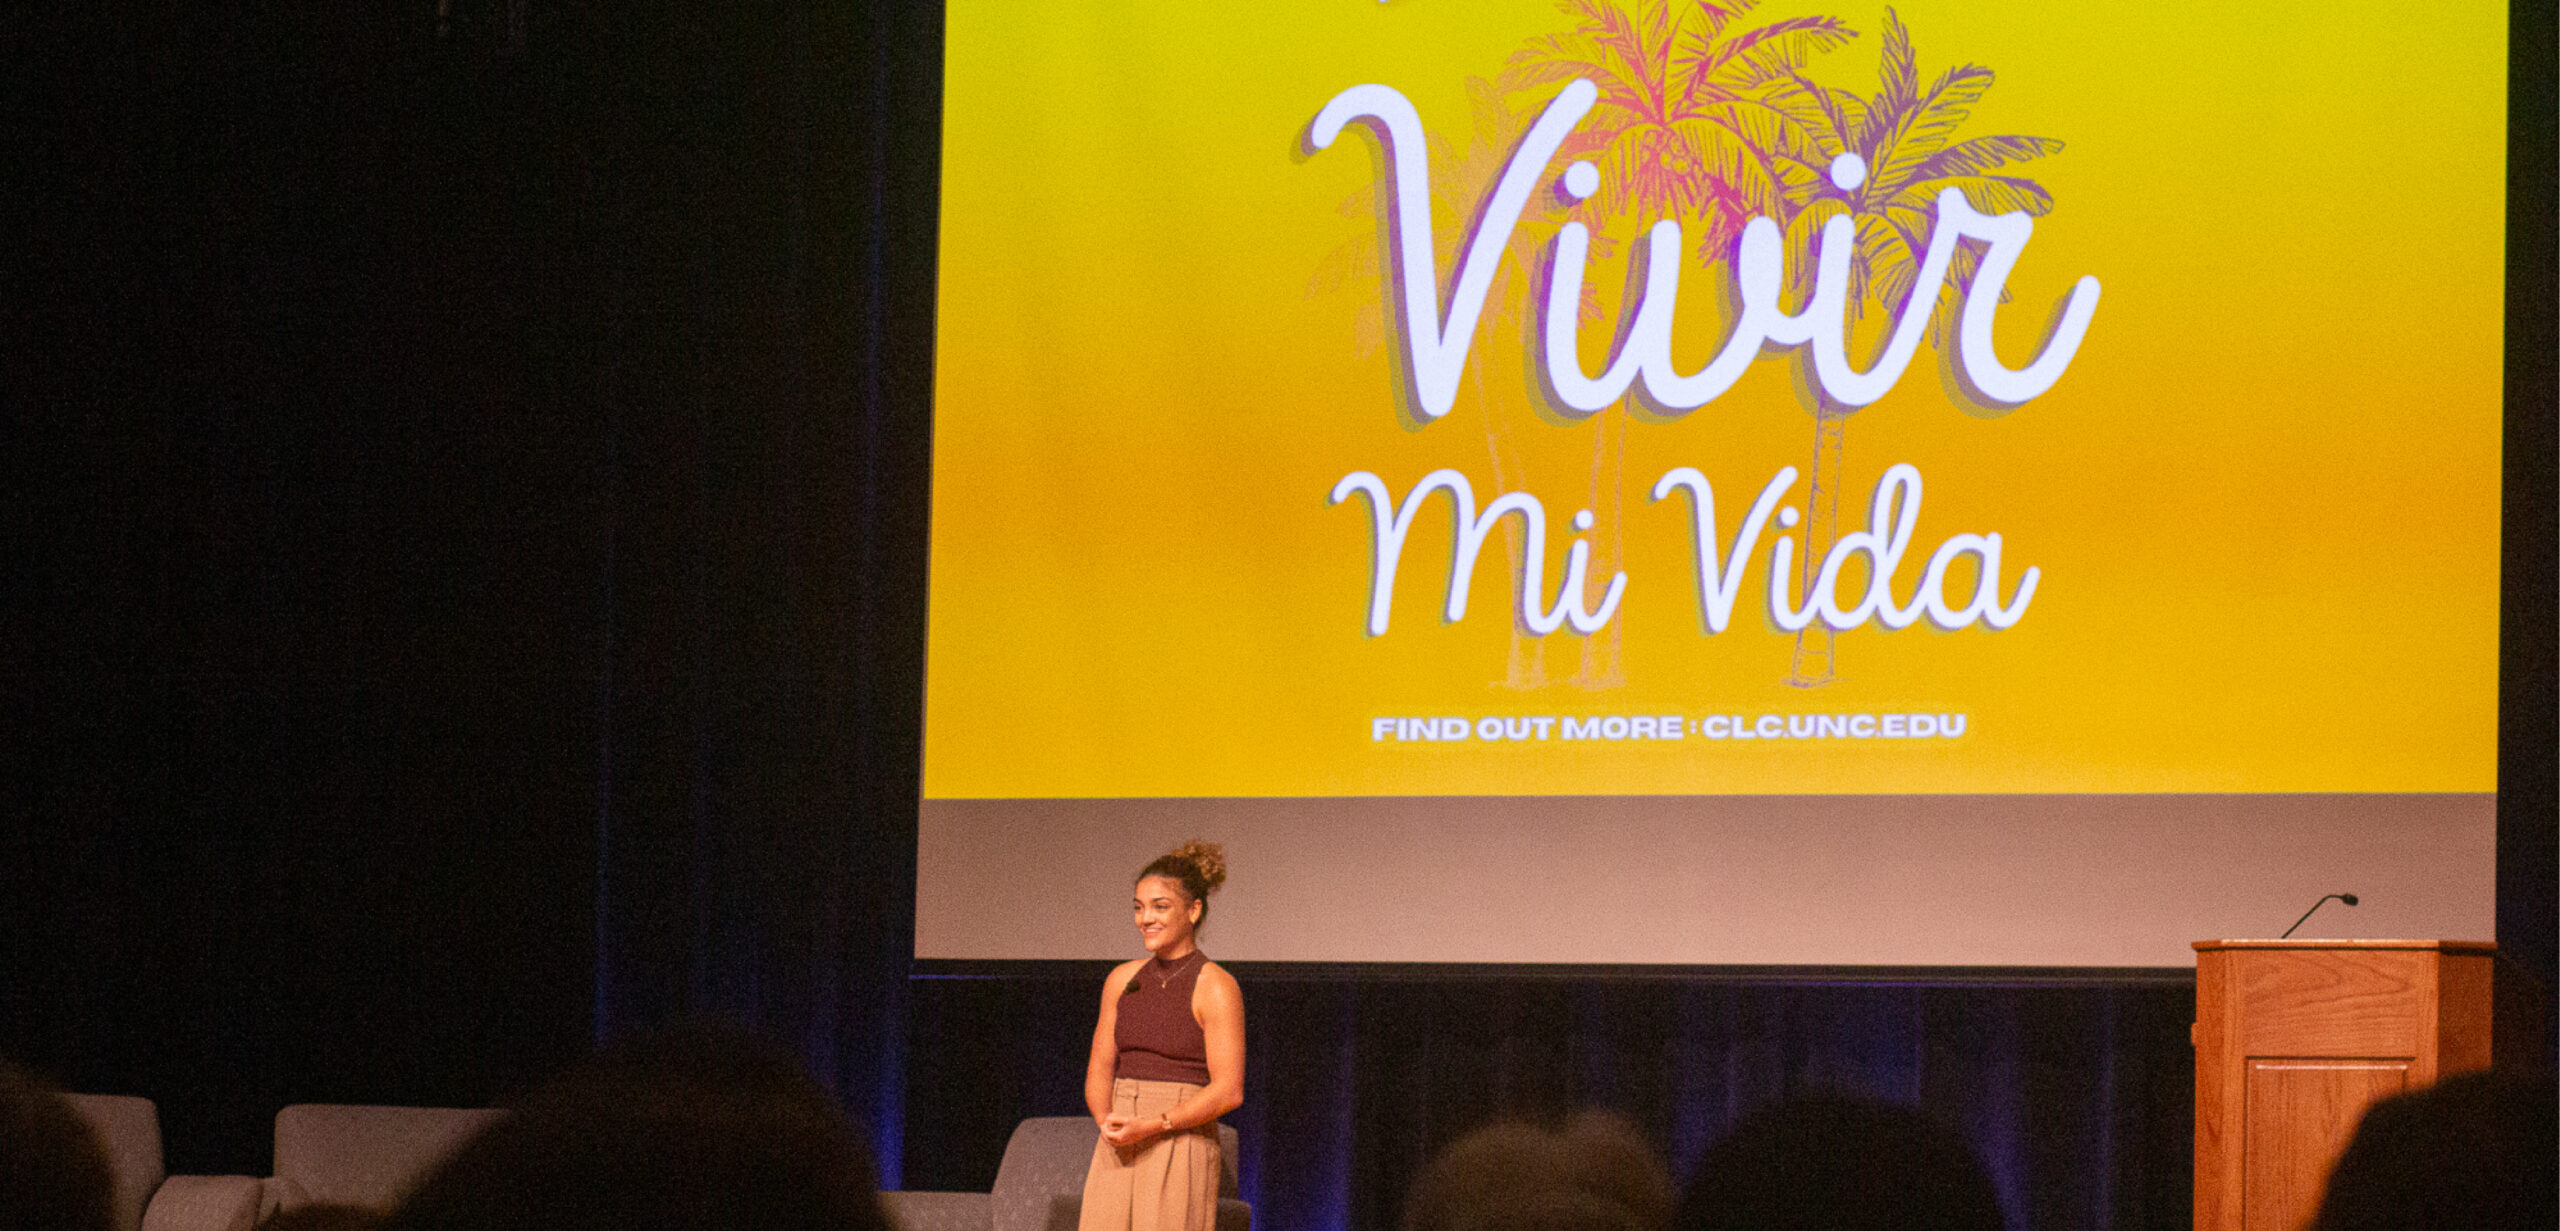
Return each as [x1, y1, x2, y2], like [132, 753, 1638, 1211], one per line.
[1087, 962, 1136, 1129]
[1105, 963, 1245, 1146]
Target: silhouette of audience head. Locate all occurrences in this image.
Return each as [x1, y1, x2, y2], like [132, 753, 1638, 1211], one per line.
[1675, 1093, 2005, 1231]
[0, 1056, 118, 1231]
[2311, 1069, 2557, 1231]
[1401, 1110, 1673, 1231]
[385, 1025, 889, 1231]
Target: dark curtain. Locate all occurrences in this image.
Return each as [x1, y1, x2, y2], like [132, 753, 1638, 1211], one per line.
[904, 970, 2197, 1231]
[4, 4, 2552, 1230]
[2, 0, 942, 1174]
[2500, 0, 2560, 1059]
[4, 0, 623, 1166]
[570, 0, 937, 1171]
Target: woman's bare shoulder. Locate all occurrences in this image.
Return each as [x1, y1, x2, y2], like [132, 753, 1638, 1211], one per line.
[1197, 960, 1243, 997]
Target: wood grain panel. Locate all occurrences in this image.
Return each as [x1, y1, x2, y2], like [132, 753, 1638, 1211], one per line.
[2430, 952, 2495, 1078]
[2242, 1061, 2408, 1231]
[2237, 949, 2423, 1055]
[2195, 960, 2236, 1231]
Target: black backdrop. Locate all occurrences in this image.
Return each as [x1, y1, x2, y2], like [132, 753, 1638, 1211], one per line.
[3, 5, 2550, 1231]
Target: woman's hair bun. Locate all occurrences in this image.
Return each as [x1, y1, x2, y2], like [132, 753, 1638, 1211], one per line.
[1136, 840, 1227, 932]
[1168, 839, 1226, 894]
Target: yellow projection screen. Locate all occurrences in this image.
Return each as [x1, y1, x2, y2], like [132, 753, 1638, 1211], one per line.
[918, 0, 2505, 967]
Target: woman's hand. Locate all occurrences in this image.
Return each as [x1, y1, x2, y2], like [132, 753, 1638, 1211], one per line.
[1098, 1113, 1155, 1149]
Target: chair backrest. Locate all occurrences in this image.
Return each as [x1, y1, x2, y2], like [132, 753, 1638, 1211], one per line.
[63, 1094, 164, 1231]
[988, 1117, 1242, 1231]
[271, 1104, 507, 1212]
[990, 1118, 1099, 1231]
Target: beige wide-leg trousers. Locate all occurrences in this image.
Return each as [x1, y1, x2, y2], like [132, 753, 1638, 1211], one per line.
[1077, 1078, 1219, 1231]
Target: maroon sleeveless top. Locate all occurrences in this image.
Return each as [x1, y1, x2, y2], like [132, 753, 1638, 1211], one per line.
[1114, 952, 1211, 1084]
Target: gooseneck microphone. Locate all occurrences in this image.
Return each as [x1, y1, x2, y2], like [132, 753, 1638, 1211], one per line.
[2278, 892, 2359, 939]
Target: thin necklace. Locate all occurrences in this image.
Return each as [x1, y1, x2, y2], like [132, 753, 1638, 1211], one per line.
[1149, 950, 1202, 990]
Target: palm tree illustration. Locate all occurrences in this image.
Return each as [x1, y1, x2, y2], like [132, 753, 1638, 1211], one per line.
[1506, 0, 1857, 258]
[1760, 6, 2063, 685]
[1308, 78, 1613, 687]
[1505, 0, 1856, 688]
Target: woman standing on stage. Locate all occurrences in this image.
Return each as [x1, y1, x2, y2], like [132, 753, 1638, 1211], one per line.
[1079, 840, 1245, 1231]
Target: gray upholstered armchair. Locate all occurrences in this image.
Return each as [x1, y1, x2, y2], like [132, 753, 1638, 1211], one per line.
[883, 1117, 1250, 1231]
[65, 1096, 509, 1231]
[64, 1093, 270, 1231]
[267, 1103, 509, 1215]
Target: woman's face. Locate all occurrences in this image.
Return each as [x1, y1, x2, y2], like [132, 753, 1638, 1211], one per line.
[1132, 875, 1200, 954]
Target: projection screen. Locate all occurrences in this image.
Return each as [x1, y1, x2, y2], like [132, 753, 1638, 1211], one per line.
[916, 0, 2506, 967]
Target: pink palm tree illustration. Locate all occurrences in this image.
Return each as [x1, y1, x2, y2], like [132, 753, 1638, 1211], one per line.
[1504, 0, 1856, 687]
[1505, 0, 1857, 258]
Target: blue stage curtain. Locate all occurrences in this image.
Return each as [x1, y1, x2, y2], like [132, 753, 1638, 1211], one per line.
[576, 0, 939, 1188]
[899, 969, 2193, 1231]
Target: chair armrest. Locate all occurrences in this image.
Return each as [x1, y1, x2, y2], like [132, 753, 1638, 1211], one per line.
[1215, 1197, 1252, 1231]
[880, 1190, 993, 1231]
[64, 1094, 166, 1231]
[139, 1175, 269, 1231]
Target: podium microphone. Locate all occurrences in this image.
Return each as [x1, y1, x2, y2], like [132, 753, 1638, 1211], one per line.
[2278, 892, 2359, 939]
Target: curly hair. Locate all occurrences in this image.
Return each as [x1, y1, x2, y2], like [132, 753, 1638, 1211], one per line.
[1135, 839, 1227, 929]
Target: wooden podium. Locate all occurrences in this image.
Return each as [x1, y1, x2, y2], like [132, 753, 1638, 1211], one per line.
[2191, 939, 2495, 1231]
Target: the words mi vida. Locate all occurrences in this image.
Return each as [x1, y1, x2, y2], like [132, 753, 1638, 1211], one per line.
[1309, 79, 2101, 639]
